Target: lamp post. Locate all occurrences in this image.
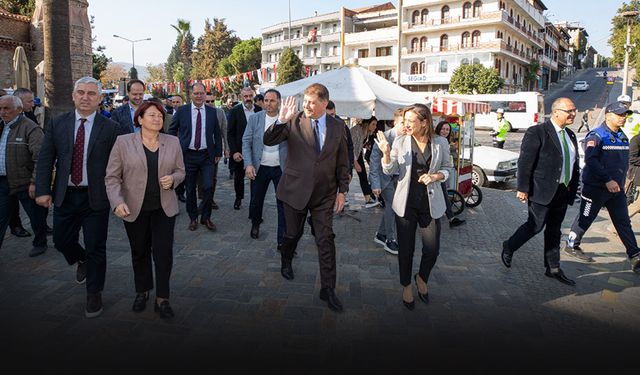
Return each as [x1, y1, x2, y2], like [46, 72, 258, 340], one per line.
[113, 35, 151, 72]
[620, 11, 639, 97]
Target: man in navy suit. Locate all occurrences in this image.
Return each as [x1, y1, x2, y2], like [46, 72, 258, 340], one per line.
[110, 79, 145, 133]
[501, 98, 581, 286]
[168, 82, 222, 231]
[35, 76, 131, 318]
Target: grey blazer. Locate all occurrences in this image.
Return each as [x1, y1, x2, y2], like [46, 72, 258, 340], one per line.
[242, 111, 288, 171]
[382, 134, 452, 219]
[369, 127, 399, 191]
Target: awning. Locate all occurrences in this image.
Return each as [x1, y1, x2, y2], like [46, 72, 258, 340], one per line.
[428, 96, 491, 115]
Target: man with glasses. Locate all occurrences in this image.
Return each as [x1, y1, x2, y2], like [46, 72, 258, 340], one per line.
[200, 92, 228, 210]
[501, 98, 581, 286]
[564, 102, 640, 274]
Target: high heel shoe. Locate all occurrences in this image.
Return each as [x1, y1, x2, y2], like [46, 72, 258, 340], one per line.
[402, 299, 415, 311]
[414, 274, 430, 305]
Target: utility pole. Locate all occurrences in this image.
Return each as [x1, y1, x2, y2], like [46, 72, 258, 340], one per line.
[396, 0, 403, 86]
[621, 11, 639, 97]
[288, 0, 292, 49]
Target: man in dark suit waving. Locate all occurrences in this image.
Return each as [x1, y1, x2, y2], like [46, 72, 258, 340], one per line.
[501, 97, 580, 286]
[35, 76, 131, 318]
[168, 82, 222, 231]
[264, 83, 350, 312]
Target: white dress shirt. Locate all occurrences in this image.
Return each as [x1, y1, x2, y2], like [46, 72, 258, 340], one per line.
[68, 111, 96, 186]
[261, 114, 280, 167]
[551, 119, 575, 184]
[189, 103, 207, 150]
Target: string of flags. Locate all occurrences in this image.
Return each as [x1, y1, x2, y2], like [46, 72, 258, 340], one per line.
[146, 65, 277, 97]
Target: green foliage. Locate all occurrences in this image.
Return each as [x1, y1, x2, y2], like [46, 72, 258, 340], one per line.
[523, 60, 540, 90]
[216, 38, 262, 76]
[276, 48, 304, 86]
[166, 20, 194, 81]
[0, 0, 35, 16]
[191, 18, 240, 80]
[172, 62, 184, 83]
[449, 63, 504, 94]
[146, 63, 166, 83]
[609, 1, 640, 74]
[92, 47, 111, 80]
[129, 66, 138, 80]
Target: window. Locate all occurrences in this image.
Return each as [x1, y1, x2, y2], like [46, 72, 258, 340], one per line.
[506, 62, 509, 77]
[333, 46, 338, 56]
[461, 58, 470, 65]
[295, 30, 300, 39]
[358, 49, 369, 58]
[376, 46, 392, 57]
[411, 38, 419, 52]
[499, 1, 506, 10]
[439, 60, 448, 73]
[441, 6, 450, 23]
[412, 10, 420, 25]
[489, 101, 526, 112]
[461, 32, 470, 47]
[463, 2, 472, 19]
[420, 36, 428, 51]
[419, 61, 425, 74]
[473, 57, 481, 64]
[332, 23, 337, 33]
[376, 70, 392, 80]
[440, 34, 449, 51]
[472, 30, 480, 47]
[421, 9, 429, 24]
[495, 58, 501, 74]
[411, 62, 419, 74]
[496, 30, 503, 39]
[473, 1, 482, 17]
[313, 48, 318, 57]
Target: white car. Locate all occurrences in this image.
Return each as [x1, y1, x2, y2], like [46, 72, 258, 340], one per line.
[461, 146, 519, 186]
[573, 81, 590, 92]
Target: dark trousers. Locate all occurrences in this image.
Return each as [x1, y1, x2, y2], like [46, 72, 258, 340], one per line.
[493, 140, 505, 149]
[281, 198, 337, 289]
[570, 185, 640, 258]
[441, 182, 454, 220]
[0, 177, 47, 250]
[249, 165, 285, 245]
[233, 159, 245, 200]
[175, 182, 185, 197]
[53, 188, 109, 294]
[577, 121, 590, 133]
[395, 207, 441, 287]
[197, 161, 219, 206]
[355, 152, 372, 197]
[123, 209, 176, 299]
[506, 184, 569, 269]
[8, 194, 23, 229]
[185, 150, 214, 221]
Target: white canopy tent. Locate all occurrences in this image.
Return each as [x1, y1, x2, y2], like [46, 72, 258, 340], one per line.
[274, 66, 425, 120]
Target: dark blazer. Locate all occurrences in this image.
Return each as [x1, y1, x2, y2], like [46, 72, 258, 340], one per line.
[35, 111, 131, 210]
[167, 104, 222, 163]
[264, 112, 350, 210]
[110, 103, 135, 132]
[516, 120, 580, 205]
[628, 134, 640, 185]
[227, 103, 262, 155]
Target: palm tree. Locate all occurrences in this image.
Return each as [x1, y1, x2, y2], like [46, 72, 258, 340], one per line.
[43, 0, 74, 117]
[171, 19, 192, 98]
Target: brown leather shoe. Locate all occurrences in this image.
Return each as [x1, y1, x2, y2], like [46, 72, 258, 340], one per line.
[201, 219, 216, 231]
[188, 220, 198, 231]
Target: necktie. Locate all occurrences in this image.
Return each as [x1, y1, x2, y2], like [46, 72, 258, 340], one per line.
[194, 108, 202, 150]
[71, 118, 86, 186]
[560, 129, 570, 186]
[312, 119, 321, 155]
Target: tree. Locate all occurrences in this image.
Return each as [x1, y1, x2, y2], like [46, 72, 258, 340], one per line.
[217, 38, 262, 77]
[100, 63, 127, 88]
[90, 16, 111, 80]
[609, 1, 640, 74]
[171, 19, 193, 97]
[166, 30, 194, 82]
[191, 18, 240, 80]
[129, 66, 138, 80]
[449, 63, 504, 94]
[276, 48, 304, 86]
[43, 0, 73, 117]
[523, 60, 540, 91]
[0, 0, 35, 16]
[146, 63, 167, 83]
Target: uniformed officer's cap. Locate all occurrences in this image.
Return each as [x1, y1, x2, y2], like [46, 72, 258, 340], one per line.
[606, 102, 633, 115]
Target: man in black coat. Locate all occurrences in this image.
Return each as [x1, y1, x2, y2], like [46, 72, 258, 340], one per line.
[35, 77, 131, 318]
[501, 97, 580, 286]
[227, 87, 262, 210]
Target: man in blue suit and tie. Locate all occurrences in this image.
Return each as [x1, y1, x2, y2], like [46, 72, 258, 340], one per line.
[242, 89, 287, 246]
[110, 79, 145, 133]
[168, 83, 222, 231]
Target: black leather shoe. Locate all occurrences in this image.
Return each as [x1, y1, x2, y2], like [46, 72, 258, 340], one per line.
[132, 292, 149, 312]
[545, 268, 576, 286]
[10, 227, 31, 237]
[154, 300, 175, 319]
[250, 223, 260, 239]
[85, 292, 103, 318]
[449, 217, 466, 228]
[403, 299, 415, 311]
[414, 274, 430, 304]
[188, 220, 198, 231]
[76, 260, 87, 284]
[281, 258, 294, 280]
[501, 240, 513, 268]
[319, 287, 343, 312]
[631, 254, 640, 274]
[563, 244, 595, 262]
[234, 198, 241, 210]
[211, 201, 219, 210]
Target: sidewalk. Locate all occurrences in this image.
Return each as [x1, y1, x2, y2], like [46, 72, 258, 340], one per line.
[0, 176, 639, 371]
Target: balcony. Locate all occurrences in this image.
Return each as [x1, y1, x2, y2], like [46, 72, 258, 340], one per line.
[304, 57, 320, 65]
[358, 55, 396, 68]
[405, 10, 503, 32]
[504, 13, 544, 47]
[345, 27, 397, 45]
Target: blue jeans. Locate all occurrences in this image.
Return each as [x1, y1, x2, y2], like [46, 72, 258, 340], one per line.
[249, 165, 285, 245]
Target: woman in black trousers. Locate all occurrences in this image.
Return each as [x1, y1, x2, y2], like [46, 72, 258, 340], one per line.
[106, 101, 185, 319]
[377, 104, 452, 310]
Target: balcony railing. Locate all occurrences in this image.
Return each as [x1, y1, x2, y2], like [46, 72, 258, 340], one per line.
[407, 10, 502, 29]
[407, 40, 501, 54]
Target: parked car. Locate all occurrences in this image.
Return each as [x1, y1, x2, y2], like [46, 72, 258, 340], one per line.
[573, 81, 590, 92]
[461, 145, 519, 186]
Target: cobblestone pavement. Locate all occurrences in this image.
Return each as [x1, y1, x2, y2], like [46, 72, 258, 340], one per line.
[1, 173, 639, 371]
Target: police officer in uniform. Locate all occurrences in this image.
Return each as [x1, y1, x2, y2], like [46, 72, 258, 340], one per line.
[491, 108, 510, 148]
[564, 102, 640, 274]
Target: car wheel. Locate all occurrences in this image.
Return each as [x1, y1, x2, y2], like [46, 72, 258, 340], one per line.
[471, 165, 486, 186]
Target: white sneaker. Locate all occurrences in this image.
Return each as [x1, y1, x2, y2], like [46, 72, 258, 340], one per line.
[364, 199, 380, 209]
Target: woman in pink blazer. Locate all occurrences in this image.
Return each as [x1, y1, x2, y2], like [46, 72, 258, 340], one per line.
[105, 101, 185, 319]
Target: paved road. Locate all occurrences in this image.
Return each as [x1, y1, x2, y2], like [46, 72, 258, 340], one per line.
[1, 168, 638, 371]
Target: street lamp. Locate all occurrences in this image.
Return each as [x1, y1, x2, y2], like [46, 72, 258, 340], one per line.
[112, 34, 151, 72]
[620, 11, 639, 96]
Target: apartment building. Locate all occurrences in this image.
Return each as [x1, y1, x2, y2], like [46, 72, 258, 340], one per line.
[556, 21, 589, 69]
[400, 0, 548, 93]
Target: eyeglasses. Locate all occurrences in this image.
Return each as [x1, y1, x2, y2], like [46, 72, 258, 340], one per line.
[205, 100, 213, 103]
[557, 108, 577, 114]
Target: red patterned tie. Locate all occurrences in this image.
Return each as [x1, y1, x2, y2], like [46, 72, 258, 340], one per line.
[70, 118, 86, 186]
[194, 108, 202, 150]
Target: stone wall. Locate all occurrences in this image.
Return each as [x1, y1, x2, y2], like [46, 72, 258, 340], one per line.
[0, 11, 33, 89]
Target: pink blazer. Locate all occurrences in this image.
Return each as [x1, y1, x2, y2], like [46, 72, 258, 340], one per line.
[105, 132, 185, 222]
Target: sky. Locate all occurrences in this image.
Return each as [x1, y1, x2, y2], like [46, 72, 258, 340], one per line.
[89, 0, 619, 67]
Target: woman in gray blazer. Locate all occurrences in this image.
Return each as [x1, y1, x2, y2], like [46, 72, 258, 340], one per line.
[105, 101, 185, 319]
[377, 104, 452, 310]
